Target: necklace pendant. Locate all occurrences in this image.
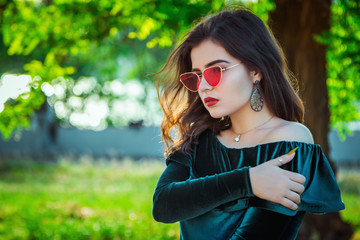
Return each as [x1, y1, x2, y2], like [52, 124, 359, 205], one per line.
[235, 135, 240, 142]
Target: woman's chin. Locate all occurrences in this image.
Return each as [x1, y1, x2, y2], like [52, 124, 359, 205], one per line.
[208, 111, 225, 119]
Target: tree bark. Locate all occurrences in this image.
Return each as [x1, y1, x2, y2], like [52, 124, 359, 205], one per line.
[268, 0, 353, 239]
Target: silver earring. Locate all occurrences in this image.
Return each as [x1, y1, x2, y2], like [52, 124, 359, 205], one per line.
[250, 80, 264, 112]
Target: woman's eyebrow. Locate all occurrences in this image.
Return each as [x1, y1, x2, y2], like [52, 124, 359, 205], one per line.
[191, 59, 230, 71]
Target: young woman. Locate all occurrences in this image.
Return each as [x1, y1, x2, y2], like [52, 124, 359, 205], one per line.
[152, 6, 344, 240]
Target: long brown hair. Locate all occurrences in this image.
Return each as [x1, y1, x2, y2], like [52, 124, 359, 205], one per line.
[155, 6, 304, 156]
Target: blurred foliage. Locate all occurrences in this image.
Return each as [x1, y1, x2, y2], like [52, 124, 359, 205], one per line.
[0, 0, 359, 140]
[0, 0, 226, 139]
[316, 0, 360, 140]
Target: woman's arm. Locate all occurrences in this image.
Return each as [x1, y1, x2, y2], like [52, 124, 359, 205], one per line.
[153, 152, 305, 223]
[153, 161, 254, 223]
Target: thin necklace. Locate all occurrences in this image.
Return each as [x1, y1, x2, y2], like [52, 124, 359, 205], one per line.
[231, 116, 274, 142]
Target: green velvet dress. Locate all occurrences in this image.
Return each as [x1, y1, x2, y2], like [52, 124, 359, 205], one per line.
[153, 129, 345, 240]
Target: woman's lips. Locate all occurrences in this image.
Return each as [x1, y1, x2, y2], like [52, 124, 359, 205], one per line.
[204, 97, 219, 107]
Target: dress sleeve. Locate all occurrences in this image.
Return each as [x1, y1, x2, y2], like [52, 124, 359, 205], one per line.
[248, 142, 345, 216]
[152, 151, 254, 223]
[229, 208, 305, 240]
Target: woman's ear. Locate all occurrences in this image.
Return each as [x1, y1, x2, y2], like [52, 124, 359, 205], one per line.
[251, 70, 262, 83]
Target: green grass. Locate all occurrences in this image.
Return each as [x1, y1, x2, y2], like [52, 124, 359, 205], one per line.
[0, 158, 359, 240]
[338, 169, 360, 240]
[0, 157, 179, 240]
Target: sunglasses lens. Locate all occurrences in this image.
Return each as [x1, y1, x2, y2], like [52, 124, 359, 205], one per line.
[203, 66, 221, 86]
[180, 73, 199, 91]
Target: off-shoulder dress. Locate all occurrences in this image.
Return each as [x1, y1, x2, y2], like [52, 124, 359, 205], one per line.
[153, 129, 345, 240]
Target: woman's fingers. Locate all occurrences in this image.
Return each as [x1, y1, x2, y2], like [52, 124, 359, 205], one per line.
[288, 180, 305, 195]
[269, 152, 295, 167]
[249, 151, 307, 210]
[280, 196, 299, 211]
[284, 170, 306, 185]
[284, 189, 301, 204]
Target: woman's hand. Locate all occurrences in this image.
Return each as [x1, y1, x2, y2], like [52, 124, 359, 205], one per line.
[249, 152, 305, 210]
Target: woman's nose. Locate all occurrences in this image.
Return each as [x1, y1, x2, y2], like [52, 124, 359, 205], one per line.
[198, 75, 214, 92]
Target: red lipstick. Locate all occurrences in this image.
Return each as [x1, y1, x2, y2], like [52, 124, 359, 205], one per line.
[204, 97, 219, 107]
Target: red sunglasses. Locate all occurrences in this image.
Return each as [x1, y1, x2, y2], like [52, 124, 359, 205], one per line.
[179, 63, 240, 92]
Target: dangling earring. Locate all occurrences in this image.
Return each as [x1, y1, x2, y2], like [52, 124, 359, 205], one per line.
[250, 80, 264, 112]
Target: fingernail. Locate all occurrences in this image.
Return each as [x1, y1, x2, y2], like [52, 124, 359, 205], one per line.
[288, 147, 298, 155]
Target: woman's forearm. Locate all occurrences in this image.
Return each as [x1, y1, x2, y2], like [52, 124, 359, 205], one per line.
[152, 161, 254, 223]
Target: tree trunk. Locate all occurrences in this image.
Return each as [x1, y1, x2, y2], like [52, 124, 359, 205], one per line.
[268, 0, 353, 239]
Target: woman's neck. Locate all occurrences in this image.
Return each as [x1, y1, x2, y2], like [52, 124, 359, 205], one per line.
[229, 104, 274, 134]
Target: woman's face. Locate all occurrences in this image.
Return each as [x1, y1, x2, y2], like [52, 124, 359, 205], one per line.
[190, 39, 258, 119]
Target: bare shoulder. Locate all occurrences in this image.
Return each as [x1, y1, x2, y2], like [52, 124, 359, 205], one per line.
[266, 120, 315, 144]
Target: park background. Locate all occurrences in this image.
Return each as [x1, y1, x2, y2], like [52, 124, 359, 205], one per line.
[0, 0, 359, 239]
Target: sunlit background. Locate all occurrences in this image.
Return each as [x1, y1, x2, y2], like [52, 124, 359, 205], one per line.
[0, 0, 359, 239]
[0, 73, 162, 130]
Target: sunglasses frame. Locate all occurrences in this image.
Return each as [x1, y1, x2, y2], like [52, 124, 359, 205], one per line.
[180, 63, 240, 92]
